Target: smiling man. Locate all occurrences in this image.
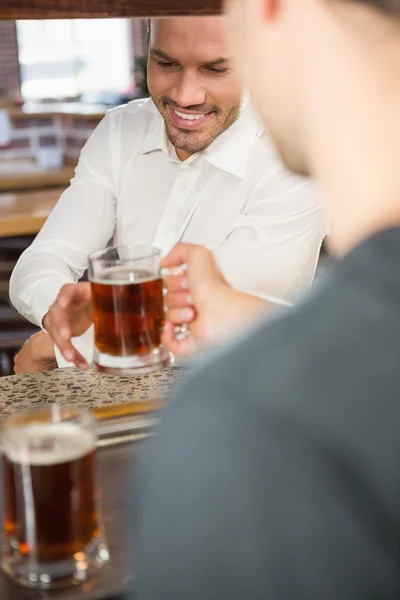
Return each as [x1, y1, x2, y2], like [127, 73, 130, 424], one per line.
[10, 17, 325, 372]
[149, 22, 242, 159]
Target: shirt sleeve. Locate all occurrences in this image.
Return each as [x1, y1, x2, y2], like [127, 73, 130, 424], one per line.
[9, 112, 118, 362]
[216, 168, 327, 302]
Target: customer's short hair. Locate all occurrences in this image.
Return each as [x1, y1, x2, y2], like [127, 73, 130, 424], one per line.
[349, 0, 400, 13]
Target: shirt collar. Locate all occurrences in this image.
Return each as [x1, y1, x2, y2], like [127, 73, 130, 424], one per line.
[202, 106, 262, 179]
[141, 104, 170, 156]
[141, 102, 262, 179]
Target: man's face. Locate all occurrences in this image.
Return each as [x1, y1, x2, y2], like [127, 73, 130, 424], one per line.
[148, 18, 243, 159]
[224, 0, 308, 175]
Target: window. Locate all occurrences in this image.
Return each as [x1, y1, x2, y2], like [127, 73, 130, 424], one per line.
[17, 19, 133, 102]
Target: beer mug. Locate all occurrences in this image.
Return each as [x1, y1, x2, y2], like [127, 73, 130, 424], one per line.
[1, 405, 109, 589]
[89, 245, 171, 375]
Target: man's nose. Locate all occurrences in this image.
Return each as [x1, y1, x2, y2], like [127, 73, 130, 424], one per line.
[169, 72, 206, 109]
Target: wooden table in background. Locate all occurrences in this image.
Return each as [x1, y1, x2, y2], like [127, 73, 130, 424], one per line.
[0, 166, 74, 193]
[0, 187, 63, 236]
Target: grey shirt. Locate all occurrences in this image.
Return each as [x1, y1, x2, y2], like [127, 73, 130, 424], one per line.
[134, 228, 400, 599]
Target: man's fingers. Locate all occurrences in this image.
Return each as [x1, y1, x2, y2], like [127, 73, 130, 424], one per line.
[55, 339, 88, 370]
[164, 291, 193, 311]
[161, 322, 197, 356]
[164, 307, 195, 325]
[55, 337, 88, 370]
[163, 274, 189, 293]
[57, 282, 91, 310]
[185, 246, 222, 292]
[42, 283, 92, 371]
[49, 322, 88, 368]
[164, 244, 222, 299]
[44, 305, 88, 369]
[161, 243, 193, 269]
[45, 303, 72, 343]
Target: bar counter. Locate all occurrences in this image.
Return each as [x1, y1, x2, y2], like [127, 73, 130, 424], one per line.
[0, 366, 185, 421]
[0, 367, 187, 598]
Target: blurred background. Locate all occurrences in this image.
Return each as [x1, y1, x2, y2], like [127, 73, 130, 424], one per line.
[0, 18, 149, 376]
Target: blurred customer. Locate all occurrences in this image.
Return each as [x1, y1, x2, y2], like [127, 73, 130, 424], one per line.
[134, 1, 400, 599]
[10, 17, 325, 373]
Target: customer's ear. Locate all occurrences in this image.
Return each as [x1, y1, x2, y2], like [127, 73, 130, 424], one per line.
[263, 0, 279, 21]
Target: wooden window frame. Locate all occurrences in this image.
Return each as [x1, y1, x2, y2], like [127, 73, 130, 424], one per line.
[0, 0, 221, 19]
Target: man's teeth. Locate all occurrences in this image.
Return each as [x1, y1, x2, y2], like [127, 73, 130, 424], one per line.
[174, 110, 205, 121]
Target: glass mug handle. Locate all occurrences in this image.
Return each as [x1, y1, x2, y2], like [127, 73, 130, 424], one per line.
[161, 265, 190, 341]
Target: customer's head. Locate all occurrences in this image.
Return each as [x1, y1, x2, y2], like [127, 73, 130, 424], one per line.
[224, 0, 400, 175]
[148, 17, 242, 160]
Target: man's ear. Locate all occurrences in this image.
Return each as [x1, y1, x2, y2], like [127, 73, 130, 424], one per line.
[263, 0, 280, 21]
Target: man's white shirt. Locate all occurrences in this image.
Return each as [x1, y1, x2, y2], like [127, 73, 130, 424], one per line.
[10, 98, 326, 366]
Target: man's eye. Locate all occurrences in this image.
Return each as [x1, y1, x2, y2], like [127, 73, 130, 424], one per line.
[207, 67, 229, 75]
[157, 61, 174, 68]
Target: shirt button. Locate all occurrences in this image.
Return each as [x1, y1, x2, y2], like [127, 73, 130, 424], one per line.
[181, 181, 188, 190]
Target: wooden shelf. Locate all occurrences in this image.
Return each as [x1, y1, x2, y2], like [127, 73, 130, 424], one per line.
[0, 0, 222, 19]
[0, 187, 64, 237]
[0, 167, 74, 193]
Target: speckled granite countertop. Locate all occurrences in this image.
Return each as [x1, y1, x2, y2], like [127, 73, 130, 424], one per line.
[0, 366, 185, 420]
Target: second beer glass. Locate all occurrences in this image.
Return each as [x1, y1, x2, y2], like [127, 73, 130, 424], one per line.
[89, 245, 170, 375]
[1, 405, 109, 588]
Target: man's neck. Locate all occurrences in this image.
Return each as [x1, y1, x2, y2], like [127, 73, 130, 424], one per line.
[309, 71, 400, 256]
[175, 147, 193, 161]
[298, 4, 400, 257]
[320, 104, 400, 257]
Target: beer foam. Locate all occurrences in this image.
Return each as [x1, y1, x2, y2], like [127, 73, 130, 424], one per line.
[92, 267, 160, 286]
[3, 422, 95, 466]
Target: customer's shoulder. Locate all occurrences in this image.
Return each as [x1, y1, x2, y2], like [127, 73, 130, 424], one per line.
[172, 238, 400, 427]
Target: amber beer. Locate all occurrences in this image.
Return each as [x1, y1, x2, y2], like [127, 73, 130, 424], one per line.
[1, 407, 108, 589]
[89, 246, 170, 375]
[91, 268, 164, 356]
[3, 424, 97, 562]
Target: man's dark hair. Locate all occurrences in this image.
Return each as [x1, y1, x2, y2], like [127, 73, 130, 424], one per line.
[351, 0, 400, 13]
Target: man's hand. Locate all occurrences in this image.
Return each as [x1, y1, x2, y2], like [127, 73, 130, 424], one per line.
[14, 331, 57, 374]
[43, 282, 93, 370]
[162, 244, 269, 356]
